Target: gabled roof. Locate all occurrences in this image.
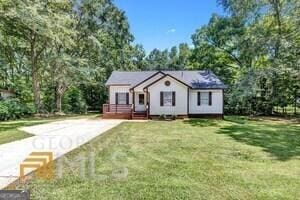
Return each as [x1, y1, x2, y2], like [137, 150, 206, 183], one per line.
[106, 71, 158, 86]
[129, 71, 165, 90]
[143, 73, 191, 89]
[105, 70, 226, 89]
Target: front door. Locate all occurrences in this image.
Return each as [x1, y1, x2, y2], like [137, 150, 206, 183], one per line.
[135, 92, 146, 111]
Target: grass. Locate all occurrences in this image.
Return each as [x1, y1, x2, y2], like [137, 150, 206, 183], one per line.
[0, 114, 100, 145]
[18, 116, 300, 199]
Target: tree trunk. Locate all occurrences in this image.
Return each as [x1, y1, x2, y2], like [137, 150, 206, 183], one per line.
[56, 92, 63, 113]
[32, 68, 41, 111]
[55, 81, 68, 113]
[270, 0, 282, 58]
[294, 91, 297, 115]
[30, 33, 41, 112]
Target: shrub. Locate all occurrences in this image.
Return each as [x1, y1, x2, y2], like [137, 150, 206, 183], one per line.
[159, 114, 166, 120]
[24, 102, 37, 115]
[43, 85, 56, 113]
[63, 87, 87, 114]
[0, 102, 9, 120]
[5, 99, 23, 119]
[0, 98, 36, 121]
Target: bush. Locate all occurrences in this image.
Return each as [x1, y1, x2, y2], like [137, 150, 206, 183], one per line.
[63, 87, 87, 114]
[0, 103, 9, 120]
[0, 99, 36, 121]
[159, 114, 166, 120]
[171, 115, 177, 120]
[24, 102, 37, 115]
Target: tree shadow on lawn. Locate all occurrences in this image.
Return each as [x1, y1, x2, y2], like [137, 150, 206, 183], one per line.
[217, 122, 300, 161]
[0, 121, 48, 132]
[184, 119, 220, 127]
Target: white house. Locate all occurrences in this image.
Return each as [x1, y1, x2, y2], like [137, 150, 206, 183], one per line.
[103, 70, 226, 119]
[0, 89, 15, 100]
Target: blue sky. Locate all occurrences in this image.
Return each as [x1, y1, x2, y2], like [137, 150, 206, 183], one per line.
[114, 0, 224, 53]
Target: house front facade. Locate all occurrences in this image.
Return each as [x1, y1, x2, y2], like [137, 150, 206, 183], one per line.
[103, 70, 226, 119]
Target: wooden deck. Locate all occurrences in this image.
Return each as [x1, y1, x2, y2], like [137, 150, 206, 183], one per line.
[102, 104, 148, 120]
[102, 104, 132, 119]
[103, 112, 132, 119]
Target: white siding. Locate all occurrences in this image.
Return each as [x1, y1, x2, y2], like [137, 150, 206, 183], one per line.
[148, 76, 188, 115]
[0, 91, 15, 99]
[189, 89, 223, 114]
[107, 81, 224, 116]
[134, 73, 164, 92]
[109, 86, 132, 104]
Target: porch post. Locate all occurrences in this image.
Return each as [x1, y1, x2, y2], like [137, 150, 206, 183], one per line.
[146, 90, 150, 119]
[132, 90, 135, 112]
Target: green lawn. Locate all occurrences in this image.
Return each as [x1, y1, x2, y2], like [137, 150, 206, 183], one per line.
[21, 116, 300, 199]
[0, 114, 100, 145]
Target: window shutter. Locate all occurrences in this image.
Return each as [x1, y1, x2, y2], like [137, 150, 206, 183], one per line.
[172, 92, 176, 106]
[197, 92, 201, 106]
[209, 91, 212, 106]
[126, 93, 129, 104]
[160, 92, 163, 106]
[115, 93, 119, 104]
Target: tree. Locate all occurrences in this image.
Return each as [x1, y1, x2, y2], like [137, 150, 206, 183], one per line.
[0, 0, 74, 112]
[0, 0, 138, 114]
[132, 44, 147, 70]
[189, 0, 300, 115]
[69, 0, 137, 111]
[146, 48, 169, 70]
[178, 43, 192, 68]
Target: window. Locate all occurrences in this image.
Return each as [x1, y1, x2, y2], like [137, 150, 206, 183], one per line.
[197, 92, 212, 106]
[165, 80, 171, 86]
[163, 92, 172, 106]
[160, 91, 175, 106]
[138, 94, 145, 105]
[116, 92, 129, 104]
[201, 92, 209, 105]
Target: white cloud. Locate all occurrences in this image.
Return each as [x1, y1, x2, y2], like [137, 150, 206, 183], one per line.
[166, 28, 176, 34]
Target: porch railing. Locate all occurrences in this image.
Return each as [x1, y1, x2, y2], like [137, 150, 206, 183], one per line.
[103, 104, 132, 113]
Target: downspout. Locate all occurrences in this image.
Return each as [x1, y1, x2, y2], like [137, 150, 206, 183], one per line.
[222, 89, 224, 119]
[187, 88, 190, 117]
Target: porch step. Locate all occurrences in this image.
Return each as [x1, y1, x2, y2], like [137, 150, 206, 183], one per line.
[132, 111, 147, 120]
[132, 116, 148, 120]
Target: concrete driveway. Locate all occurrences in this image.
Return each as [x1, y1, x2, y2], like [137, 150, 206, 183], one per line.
[0, 119, 123, 189]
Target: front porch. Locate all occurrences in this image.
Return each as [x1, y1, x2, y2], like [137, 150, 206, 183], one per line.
[102, 104, 149, 120]
[103, 85, 150, 119]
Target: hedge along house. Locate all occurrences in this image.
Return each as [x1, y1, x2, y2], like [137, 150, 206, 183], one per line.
[103, 70, 226, 119]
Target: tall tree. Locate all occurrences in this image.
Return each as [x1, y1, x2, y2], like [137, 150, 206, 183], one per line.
[146, 48, 170, 70]
[0, 0, 74, 112]
[178, 43, 192, 68]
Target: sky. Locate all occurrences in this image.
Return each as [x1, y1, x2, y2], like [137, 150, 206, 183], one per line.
[114, 0, 224, 53]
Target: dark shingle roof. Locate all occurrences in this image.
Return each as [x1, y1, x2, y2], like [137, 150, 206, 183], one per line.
[105, 70, 226, 89]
